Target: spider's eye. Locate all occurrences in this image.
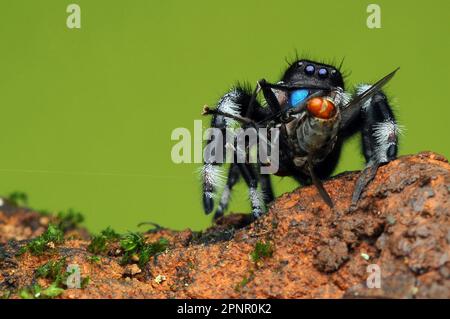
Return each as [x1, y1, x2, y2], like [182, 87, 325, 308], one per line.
[318, 68, 328, 78]
[290, 89, 309, 107]
[305, 65, 315, 75]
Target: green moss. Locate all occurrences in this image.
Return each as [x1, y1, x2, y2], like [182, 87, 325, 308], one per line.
[35, 257, 72, 290]
[138, 238, 169, 268]
[89, 228, 169, 269]
[87, 255, 101, 264]
[81, 276, 90, 289]
[35, 257, 67, 281]
[87, 235, 107, 254]
[56, 209, 84, 232]
[7, 192, 28, 207]
[87, 226, 120, 255]
[250, 241, 273, 263]
[120, 232, 144, 254]
[120, 232, 144, 265]
[100, 227, 120, 240]
[234, 241, 274, 291]
[18, 224, 64, 256]
[19, 257, 90, 299]
[19, 284, 42, 299]
[19, 283, 64, 299]
[120, 232, 169, 268]
[41, 283, 65, 298]
[235, 270, 254, 292]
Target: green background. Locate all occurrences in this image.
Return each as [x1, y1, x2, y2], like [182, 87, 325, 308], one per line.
[0, 0, 448, 233]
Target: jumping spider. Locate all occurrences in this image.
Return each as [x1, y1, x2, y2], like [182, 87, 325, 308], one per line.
[201, 59, 400, 220]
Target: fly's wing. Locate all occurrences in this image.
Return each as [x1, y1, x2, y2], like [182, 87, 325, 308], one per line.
[340, 68, 400, 129]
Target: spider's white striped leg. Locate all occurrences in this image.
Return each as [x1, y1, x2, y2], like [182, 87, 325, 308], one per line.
[202, 86, 269, 216]
[202, 89, 245, 214]
[237, 163, 265, 219]
[350, 86, 401, 206]
[214, 163, 240, 220]
[202, 83, 278, 218]
[202, 161, 226, 214]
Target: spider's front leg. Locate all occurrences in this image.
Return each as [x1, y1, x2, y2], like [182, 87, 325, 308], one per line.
[214, 163, 240, 220]
[341, 86, 401, 207]
[237, 163, 266, 219]
[201, 89, 244, 216]
[201, 86, 272, 219]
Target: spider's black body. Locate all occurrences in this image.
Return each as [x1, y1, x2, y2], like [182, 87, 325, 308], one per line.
[201, 59, 400, 220]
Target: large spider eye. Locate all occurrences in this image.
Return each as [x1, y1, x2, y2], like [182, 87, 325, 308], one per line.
[318, 68, 328, 78]
[290, 89, 309, 107]
[305, 65, 315, 75]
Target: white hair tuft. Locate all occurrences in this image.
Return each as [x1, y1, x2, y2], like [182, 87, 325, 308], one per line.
[199, 164, 226, 196]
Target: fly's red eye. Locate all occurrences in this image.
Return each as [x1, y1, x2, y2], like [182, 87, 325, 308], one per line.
[306, 97, 336, 119]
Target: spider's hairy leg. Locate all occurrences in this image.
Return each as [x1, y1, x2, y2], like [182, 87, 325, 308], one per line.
[214, 163, 240, 220]
[238, 163, 265, 219]
[202, 89, 241, 214]
[260, 173, 274, 205]
[342, 85, 401, 207]
[202, 86, 269, 216]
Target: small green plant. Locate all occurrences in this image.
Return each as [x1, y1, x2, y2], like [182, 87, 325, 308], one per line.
[81, 276, 90, 289]
[19, 283, 64, 299]
[250, 241, 273, 263]
[56, 209, 84, 232]
[18, 224, 64, 256]
[24, 257, 89, 299]
[87, 255, 101, 264]
[120, 232, 144, 253]
[35, 257, 67, 280]
[120, 232, 145, 264]
[87, 226, 120, 255]
[88, 236, 107, 255]
[41, 283, 65, 298]
[101, 226, 120, 240]
[235, 270, 254, 292]
[138, 238, 169, 268]
[35, 257, 71, 291]
[7, 192, 28, 207]
[120, 232, 169, 268]
[88, 229, 168, 268]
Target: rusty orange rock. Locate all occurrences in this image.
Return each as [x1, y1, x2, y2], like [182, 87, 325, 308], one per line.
[1, 152, 449, 299]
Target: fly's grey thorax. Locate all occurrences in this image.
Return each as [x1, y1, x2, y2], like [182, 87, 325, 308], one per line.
[285, 89, 346, 165]
[296, 109, 341, 157]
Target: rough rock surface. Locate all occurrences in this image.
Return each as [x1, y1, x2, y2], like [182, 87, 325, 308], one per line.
[1, 152, 449, 298]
